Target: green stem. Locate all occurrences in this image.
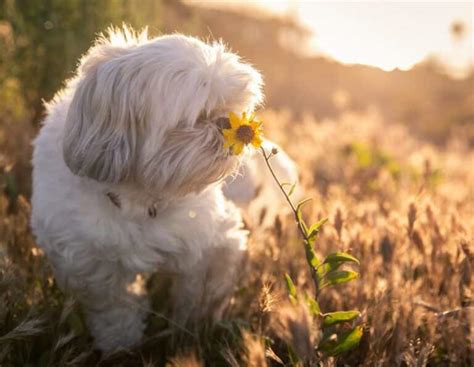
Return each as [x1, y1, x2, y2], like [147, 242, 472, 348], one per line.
[260, 147, 320, 297]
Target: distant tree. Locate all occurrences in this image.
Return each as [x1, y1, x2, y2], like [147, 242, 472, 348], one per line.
[0, 0, 163, 122]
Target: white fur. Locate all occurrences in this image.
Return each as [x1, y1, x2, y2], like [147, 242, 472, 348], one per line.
[31, 27, 262, 352]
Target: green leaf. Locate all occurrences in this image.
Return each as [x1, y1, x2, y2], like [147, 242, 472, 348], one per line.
[284, 273, 298, 304]
[304, 240, 320, 269]
[323, 252, 360, 266]
[308, 217, 328, 239]
[316, 263, 333, 279]
[319, 326, 363, 356]
[288, 182, 297, 197]
[317, 253, 360, 280]
[281, 182, 297, 197]
[296, 198, 312, 234]
[322, 310, 360, 326]
[296, 198, 313, 210]
[296, 198, 313, 215]
[320, 270, 359, 289]
[304, 293, 321, 316]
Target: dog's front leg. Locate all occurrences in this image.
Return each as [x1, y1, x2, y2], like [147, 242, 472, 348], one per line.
[171, 246, 244, 329]
[53, 257, 148, 352]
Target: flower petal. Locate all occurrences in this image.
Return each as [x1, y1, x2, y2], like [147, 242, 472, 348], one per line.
[224, 111, 264, 153]
[223, 129, 236, 148]
[251, 135, 263, 148]
[232, 142, 244, 155]
[242, 112, 253, 126]
[250, 119, 262, 130]
[229, 112, 241, 129]
[223, 129, 234, 138]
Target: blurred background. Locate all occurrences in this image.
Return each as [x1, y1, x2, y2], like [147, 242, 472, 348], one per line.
[0, 1, 473, 365]
[0, 0, 473, 197]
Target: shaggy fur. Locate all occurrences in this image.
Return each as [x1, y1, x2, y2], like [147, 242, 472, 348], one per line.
[31, 26, 300, 352]
[31, 27, 264, 352]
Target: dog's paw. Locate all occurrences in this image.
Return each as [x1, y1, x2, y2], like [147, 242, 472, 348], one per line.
[88, 307, 147, 353]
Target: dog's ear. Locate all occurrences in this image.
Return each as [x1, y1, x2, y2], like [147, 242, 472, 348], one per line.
[63, 52, 139, 183]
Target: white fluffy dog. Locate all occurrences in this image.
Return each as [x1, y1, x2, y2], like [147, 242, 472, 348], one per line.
[31, 27, 296, 352]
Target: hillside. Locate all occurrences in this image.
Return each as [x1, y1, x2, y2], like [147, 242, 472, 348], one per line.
[162, 1, 474, 145]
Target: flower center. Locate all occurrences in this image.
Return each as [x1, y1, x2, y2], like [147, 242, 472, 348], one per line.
[236, 125, 254, 144]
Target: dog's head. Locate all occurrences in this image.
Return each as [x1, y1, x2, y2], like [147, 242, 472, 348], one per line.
[63, 27, 263, 198]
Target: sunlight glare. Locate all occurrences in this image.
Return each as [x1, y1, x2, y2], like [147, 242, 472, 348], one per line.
[247, 1, 474, 76]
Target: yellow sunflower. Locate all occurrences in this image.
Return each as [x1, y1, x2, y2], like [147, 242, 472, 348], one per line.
[223, 112, 263, 155]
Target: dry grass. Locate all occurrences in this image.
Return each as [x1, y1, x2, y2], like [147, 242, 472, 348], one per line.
[1, 106, 472, 366]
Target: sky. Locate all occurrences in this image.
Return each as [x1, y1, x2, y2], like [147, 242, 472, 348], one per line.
[200, 1, 474, 77]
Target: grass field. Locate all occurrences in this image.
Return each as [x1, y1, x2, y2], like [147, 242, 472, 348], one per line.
[1, 108, 472, 366]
